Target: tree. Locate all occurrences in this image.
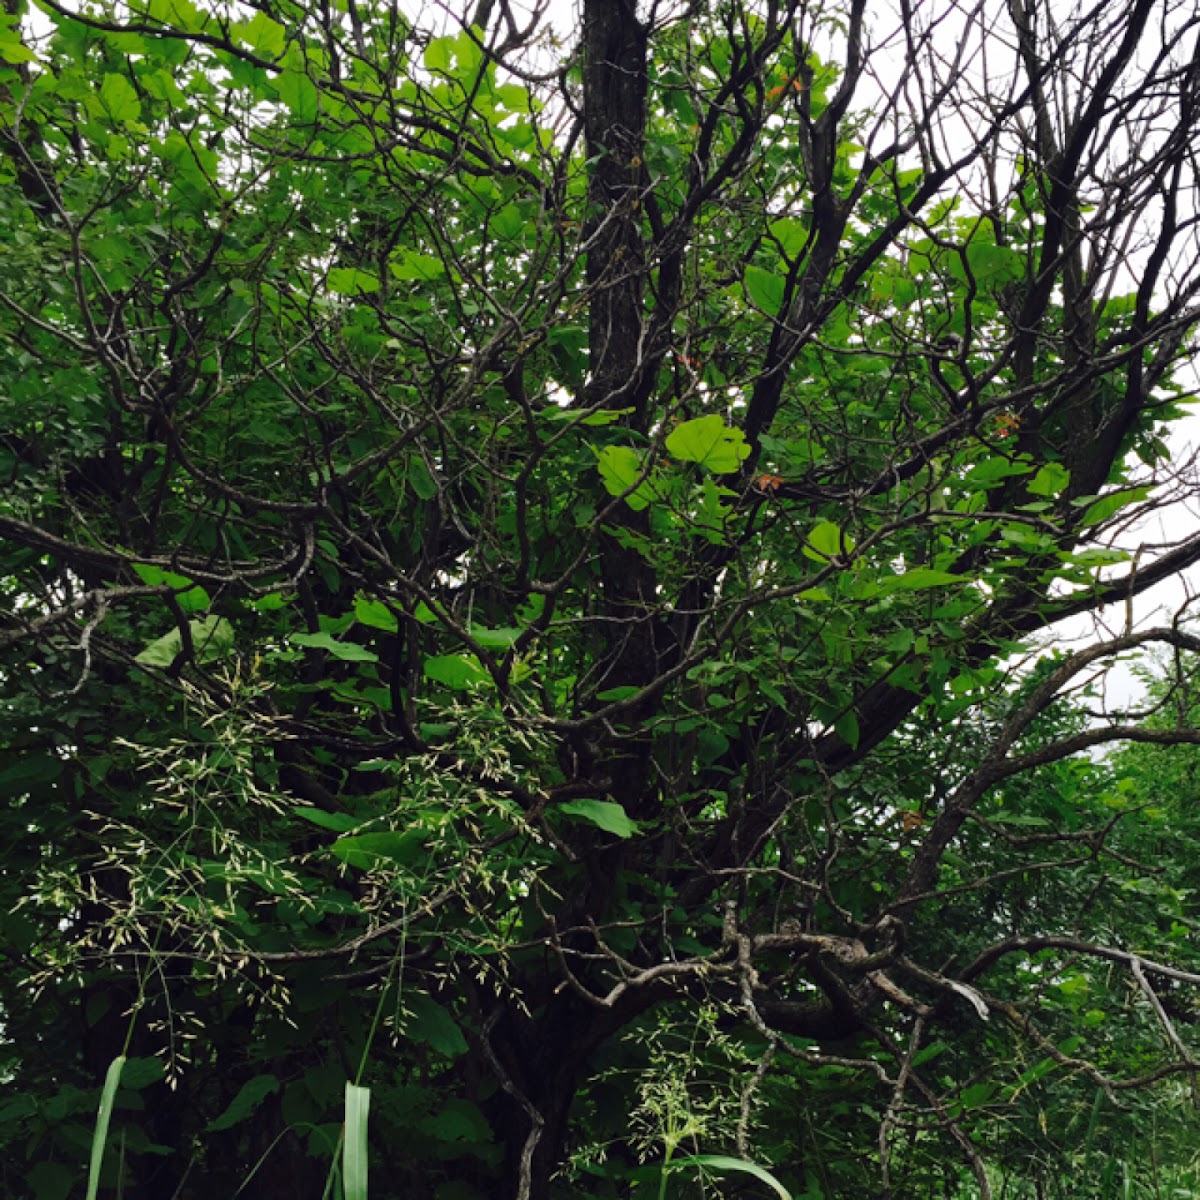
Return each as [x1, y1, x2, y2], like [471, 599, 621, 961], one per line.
[4, 0, 1200, 1195]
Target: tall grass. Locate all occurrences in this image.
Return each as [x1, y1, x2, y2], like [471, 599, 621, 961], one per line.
[84, 1056, 126, 1200]
[85, 1055, 372, 1200]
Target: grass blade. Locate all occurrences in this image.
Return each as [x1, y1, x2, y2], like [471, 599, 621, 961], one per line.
[85, 1055, 126, 1200]
[665, 1154, 792, 1199]
[343, 1082, 371, 1200]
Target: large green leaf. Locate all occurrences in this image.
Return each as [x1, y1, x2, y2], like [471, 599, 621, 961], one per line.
[239, 10, 286, 56]
[558, 799, 639, 838]
[665, 415, 750, 474]
[293, 807, 364, 833]
[353, 594, 399, 632]
[389, 250, 446, 281]
[330, 831, 426, 869]
[1028, 462, 1070, 497]
[276, 68, 319, 120]
[1076, 485, 1153, 527]
[135, 615, 233, 666]
[290, 631, 380, 662]
[28, 1163, 74, 1200]
[744, 265, 786, 316]
[665, 1154, 792, 1199]
[424, 653, 489, 689]
[879, 568, 965, 592]
[803, 520, 854, 563]
[99, 74, 139, 124]
[404, 994, 468, 1058]
[206, 1074, 280, 1133]
[117, 1057, 164, 1090]
[132, 562, 211, 612]
[327, 267, 381, 296]
[469, 624, 521, 649]
[596, 444, 656, 508]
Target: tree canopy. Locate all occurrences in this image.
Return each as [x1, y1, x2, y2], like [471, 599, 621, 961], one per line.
[5, 0, 1200, 1196]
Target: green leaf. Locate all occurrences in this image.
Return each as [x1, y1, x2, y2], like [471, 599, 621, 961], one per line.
[963, 456, 1034, 488]
[290, 631, 380, 662]
[416, 1098, 492, 1145]
[389, 250, 446, 281]
[803, 520, 854, 562]
[160, 129, 218, 195]
[135, 615, 233, 667]
[581, 407, 635, 426]
[1061, 547, 1130, 567]
[425, 34, 453, 73]
[665, 1155, 792, 1199]
[0, 41, 34, 64]
[450, 28, 484, 80]
[1076, 486, 1152, 527]
[0, 28, 35, 63]
[880, 568, 965, 592]
[1009, 1057, 1059, 1091]
[545, 326, 588, 386]
[343, 1083, 370, 1200]
[407, 456, 438, 500]
[1057, 973, 1089, 999]
[354, 594, 399, 632]
[992, 812, 1052, 828]
[405, 994, 468, 1058]
[0, 1093, 35, 1123]
[240, 10, 287, 56]
[744, 266, 786, 316]
[963, 239, 1024, 284]
[595, 445, 655, 508]
[558, 799, 639, 838]
[769, 216, 809, 256]
[424, 653, 489, 689]
[277, 69, 319, 121]
[206, 1074, 280, 1132]
[0, 753, 64, 794]
[27, 1163, 74, 1200]
[470, 625, 521, 649]
[99, 73, 140, 124]
[330, 830, 426, 869]
[132, 562, 210, 612]
[1028, 462, 1070, 497]
[293, 807, 363, 833]
[959, 1082, 996, 1109]
[250, 591, 290, 612]
[911, 1042, 949, 1068]
[85, 1056, 125, 1200]
[665, 415, 750, 474]
[144, 0, 203, 30]
[834, 711, 860, 749]
[117, 1057, 164, 1090]
[328, 267, 381, 296]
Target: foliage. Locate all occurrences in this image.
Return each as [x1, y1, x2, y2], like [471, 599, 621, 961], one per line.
[4, 0, 1200, 1196]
